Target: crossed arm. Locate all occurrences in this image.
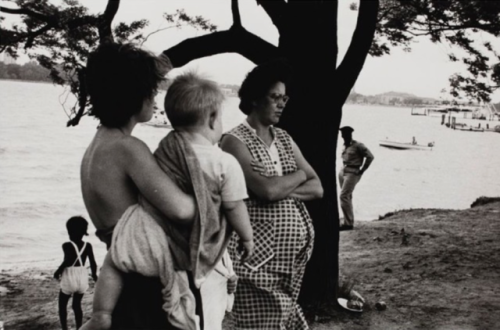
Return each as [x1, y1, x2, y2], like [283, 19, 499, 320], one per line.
[220, 135, 323, 202]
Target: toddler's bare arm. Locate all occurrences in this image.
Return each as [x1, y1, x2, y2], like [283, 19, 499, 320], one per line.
[80, 253, 123, 330]
[222, 200, 254, 260]
[122, 138, 196, 224]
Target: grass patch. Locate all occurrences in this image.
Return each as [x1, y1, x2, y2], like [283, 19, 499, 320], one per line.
[470, 196, 500, 208]
[378, 208, 418, 220]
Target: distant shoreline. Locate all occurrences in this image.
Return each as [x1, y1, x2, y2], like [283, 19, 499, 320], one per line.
[0, 78, 53, 85]
[346, 103, 412, 108]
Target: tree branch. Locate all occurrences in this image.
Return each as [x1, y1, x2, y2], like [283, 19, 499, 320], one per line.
[163, 27, 279, 68]
[67, 68, 88, 127]
[139, 25, 178, 46]
[0, 24, 56, 49]
[411, 23, 498, 34]
[336, 0, 379, 105]
[256, 0, 288, 32]
[102, 0, 120, 22]
[401, 0, 500, 34]
[0, 6, 55, 24]
[98, 0, 120, 43]
[377, 4, 401, 23]
[0, 14, 99, 50]
[25, 24, 53, 48]
[231, 0, 242, 28]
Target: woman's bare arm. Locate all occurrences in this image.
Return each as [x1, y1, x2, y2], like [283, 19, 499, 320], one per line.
[121, 137, 196, 224]
[288, 140, 324, 201]
[220, 135, 306, 202]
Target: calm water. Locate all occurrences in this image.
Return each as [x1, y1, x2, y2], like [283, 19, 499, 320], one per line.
[1, 80, 499, 269]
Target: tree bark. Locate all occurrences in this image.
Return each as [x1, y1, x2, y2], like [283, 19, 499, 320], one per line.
[336, 0, 380, 105]
[276, 0, 341, 304]
[278, 0, 379, 305]
[231, 0, 242, 28]
[163, 27, 279, 67]
[98, 0, 120, 43]
[256, 0, 288, 34]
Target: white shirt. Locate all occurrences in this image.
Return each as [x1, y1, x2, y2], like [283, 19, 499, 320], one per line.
[191, 143, 248, 202]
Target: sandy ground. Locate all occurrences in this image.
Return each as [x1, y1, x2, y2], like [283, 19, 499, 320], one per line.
[1, 199, 499, 330]
[310, 198, 500, 330]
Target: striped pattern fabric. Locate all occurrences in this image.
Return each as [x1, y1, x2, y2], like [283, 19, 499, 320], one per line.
[225, 123, 314, 330]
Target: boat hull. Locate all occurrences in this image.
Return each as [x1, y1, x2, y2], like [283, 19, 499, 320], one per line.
[379, 141, 433, 151]
[142, 122, 171, 128]
[454, 127, 484, 132]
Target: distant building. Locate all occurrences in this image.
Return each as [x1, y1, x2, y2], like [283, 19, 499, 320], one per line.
[0, 52, 16, 64]
[379, 95, 404, 104]
[220, 87, 233, 96]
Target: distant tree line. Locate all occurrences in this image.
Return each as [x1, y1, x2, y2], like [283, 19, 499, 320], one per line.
[346, 91, 437, 106]
[219, 83, 240, 95]
[0, 61, 51, 82]
[0, 60, 238, 94]
[347, 91, 500, 110]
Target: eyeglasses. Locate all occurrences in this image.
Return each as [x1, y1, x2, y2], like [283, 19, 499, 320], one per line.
[269, 93, 290, 104]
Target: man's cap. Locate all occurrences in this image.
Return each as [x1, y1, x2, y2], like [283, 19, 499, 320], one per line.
[339, 126, 354, 133]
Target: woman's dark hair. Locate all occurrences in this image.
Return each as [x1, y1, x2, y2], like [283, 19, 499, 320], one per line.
[66, 216, 88, 237]
[86, 42, 164, 128]
[238, 58, 292, 115]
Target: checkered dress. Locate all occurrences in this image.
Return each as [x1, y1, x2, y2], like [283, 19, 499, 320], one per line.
[225, 123, 315, 330]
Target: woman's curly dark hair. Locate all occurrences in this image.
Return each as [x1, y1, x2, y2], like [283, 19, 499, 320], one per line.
[238, 58, 292, 115]
[86, 42, 164, 128]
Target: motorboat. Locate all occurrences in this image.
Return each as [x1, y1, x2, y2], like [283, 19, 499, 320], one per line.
[142, 108, 171, 128]
[379, 140, 434, 151]
[142, 121, 171, 128]
[454, 126, 484, 132]
[422, 106, 449, 117]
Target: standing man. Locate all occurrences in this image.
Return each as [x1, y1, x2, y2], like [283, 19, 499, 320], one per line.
[338, 126, 374, 231]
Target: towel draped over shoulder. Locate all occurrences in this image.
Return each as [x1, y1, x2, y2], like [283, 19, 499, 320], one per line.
[142, 131, 232, 287]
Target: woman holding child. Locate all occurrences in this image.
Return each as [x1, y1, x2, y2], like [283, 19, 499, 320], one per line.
[221, 60, 323, 329]
[81, 42, 253, 330]
[80, 43, 199, 329]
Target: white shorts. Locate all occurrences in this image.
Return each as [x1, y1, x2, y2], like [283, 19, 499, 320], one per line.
[60, 266, 88, 295]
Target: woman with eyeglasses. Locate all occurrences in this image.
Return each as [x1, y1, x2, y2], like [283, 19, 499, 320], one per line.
[220, 59, 323, 329]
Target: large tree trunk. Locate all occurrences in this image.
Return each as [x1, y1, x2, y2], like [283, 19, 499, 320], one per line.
[277, 1, 341, 304]
[279, 0, 379, 304]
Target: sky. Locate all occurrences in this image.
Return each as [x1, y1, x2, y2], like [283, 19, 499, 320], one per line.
[1, 0, 499, 102]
